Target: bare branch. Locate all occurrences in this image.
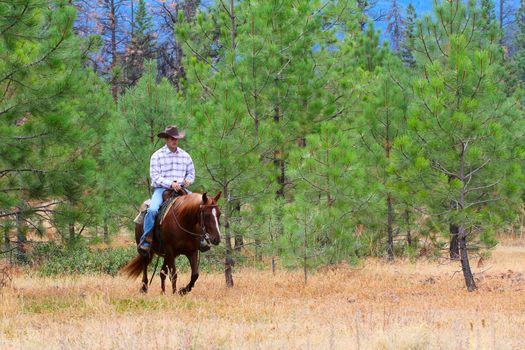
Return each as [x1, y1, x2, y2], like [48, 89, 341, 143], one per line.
[465, 158, 491, 179]
[464, 197, 502, 209]
[431, 160, 457, 178]
[465, 180, 501, 194]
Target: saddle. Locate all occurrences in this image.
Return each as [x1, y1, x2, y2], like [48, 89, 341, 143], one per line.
[134, 189, 187, 250]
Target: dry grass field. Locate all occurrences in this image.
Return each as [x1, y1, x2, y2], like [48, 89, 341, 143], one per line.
[1, 238, 525, 350]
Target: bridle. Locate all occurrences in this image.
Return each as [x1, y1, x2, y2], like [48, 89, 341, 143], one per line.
[199, 204, 220, 243]
[171, 201, 219, 244]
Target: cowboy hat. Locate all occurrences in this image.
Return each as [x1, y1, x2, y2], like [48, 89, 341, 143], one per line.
[157, 125, 186, 139]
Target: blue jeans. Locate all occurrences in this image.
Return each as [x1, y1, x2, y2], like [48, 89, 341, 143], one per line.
[139, 187, 166, 247]
[139, 187, 192, 247]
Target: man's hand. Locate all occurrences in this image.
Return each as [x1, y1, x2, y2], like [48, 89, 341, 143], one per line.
[183, 179, 191, 188]
[171, 181, 182, 191]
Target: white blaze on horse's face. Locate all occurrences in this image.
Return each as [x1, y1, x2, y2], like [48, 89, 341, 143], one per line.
[212, 208, 221, 235]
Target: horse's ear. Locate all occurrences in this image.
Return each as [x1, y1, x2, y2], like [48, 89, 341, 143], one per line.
[214, 191, 222, 202]
[202, 193, 208, 203]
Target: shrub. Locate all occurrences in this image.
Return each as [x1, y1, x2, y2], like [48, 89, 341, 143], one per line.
[30, 241, 136, 276]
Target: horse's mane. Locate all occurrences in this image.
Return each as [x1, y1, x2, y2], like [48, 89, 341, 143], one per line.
[174, 193, 202, 219]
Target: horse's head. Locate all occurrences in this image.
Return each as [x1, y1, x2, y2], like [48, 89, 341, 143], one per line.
[200, 192, 222, 245]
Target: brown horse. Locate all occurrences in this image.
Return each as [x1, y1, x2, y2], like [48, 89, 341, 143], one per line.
[122, 191, 221, 294]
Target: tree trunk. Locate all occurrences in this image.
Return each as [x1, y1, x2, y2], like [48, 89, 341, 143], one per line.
[384, 81, 394, 261]
[255, 238, 262, 261]
[499, 0, 503, 31]
[174, 42, 185, 89]
[224, 185, 234, 288]
[251, 14, 259, 136]
[275, 158, 286, 252]
[232, 201, 243, 251]
[386, 194, 394, 261]
[16, 211, 26, 263]
[272, 45, 286, 259]
[405, 208, 412, 247]
[448, 174, 460, 259]
[3, 225, 10, 252]
[223, 0, 242, 278]
[3, 224, 11, 264]
[303, 209, 308, 285]
[224, 241, 234, 288]
[458, 141, 476, 291]
[268, 217, 276, 273]
[69, 222, 75, 244]
[103, 215, 109, 243]
[459, 225, 477, 291]
[110, 0, 118, 103]
[130, 0, 134, 36]
[449, 223, 460, 259]
[230, 0, 236, 50]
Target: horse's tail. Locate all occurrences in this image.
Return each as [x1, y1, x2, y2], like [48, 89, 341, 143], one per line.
[121, 254, 151, 279]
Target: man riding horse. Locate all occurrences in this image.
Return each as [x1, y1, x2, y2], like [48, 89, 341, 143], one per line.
[137, 125, 209, 257]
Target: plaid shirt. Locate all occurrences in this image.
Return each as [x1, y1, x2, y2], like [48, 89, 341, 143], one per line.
[150, 145, 195, 189]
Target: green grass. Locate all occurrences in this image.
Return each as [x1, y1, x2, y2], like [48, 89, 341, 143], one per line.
[111, 297, 169, 313]
[21, 296, 86, 314]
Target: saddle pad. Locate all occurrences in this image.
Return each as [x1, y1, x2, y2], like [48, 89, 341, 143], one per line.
[159, 195, 183, 225]
[133, 194, 183, 226]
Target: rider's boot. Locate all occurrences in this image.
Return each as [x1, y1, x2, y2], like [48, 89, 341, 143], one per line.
[138, 233, 153, 257]
[199, 238, 210, 252]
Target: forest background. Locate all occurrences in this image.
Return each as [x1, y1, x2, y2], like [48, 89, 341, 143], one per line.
[1, 0, 524, 291]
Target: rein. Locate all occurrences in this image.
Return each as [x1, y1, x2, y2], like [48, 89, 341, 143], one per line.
[149, 255, 160, 286]
[171, 202, 219, 243]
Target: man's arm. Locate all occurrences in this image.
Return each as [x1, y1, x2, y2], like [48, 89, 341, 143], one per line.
[150, 153, 173, 189]
[184, 155, 195, 187]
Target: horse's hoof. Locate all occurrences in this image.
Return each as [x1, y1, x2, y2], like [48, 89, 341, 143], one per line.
[178, 288, 188, 296]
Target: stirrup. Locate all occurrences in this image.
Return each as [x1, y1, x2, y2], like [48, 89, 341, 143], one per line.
[138, 244, 151, 257]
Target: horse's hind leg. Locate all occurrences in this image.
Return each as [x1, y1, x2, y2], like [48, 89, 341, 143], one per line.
[160, 258, 168, 294]
[179, 251, 199, 295]
[141, 258, 149, 294]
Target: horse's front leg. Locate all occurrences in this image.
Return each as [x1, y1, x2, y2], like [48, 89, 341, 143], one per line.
[179, 251, 199, 295]
[160, 258, 168, 294]
[166, 253, 177, 294]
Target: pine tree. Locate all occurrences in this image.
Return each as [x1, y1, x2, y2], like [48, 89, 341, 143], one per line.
[512, 0, 525, 87]
[386, 0, 404, 52]
[405, 0, 525, 291]
[480, 0, 497, 33]
[354, 22, 388, 72]
[183, 62, 265, 287]
[0, 0, 109, 255]
[155, 0, 201, 87]
[65, 72, 115, 245]
[355, 55, 410, 261]
[282, 1, 393, 266]
[176, 0, 352, 273]
[96, 0, 129, 101]
[499, 0, 519, 50]
[177, 0, 271, 286]
[123, 0, 157, 87]
[400, 3, 417, 67]
[284, 119, 373, 267]
[357, 0, 381, 31]
[102, 60, 179, 222]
